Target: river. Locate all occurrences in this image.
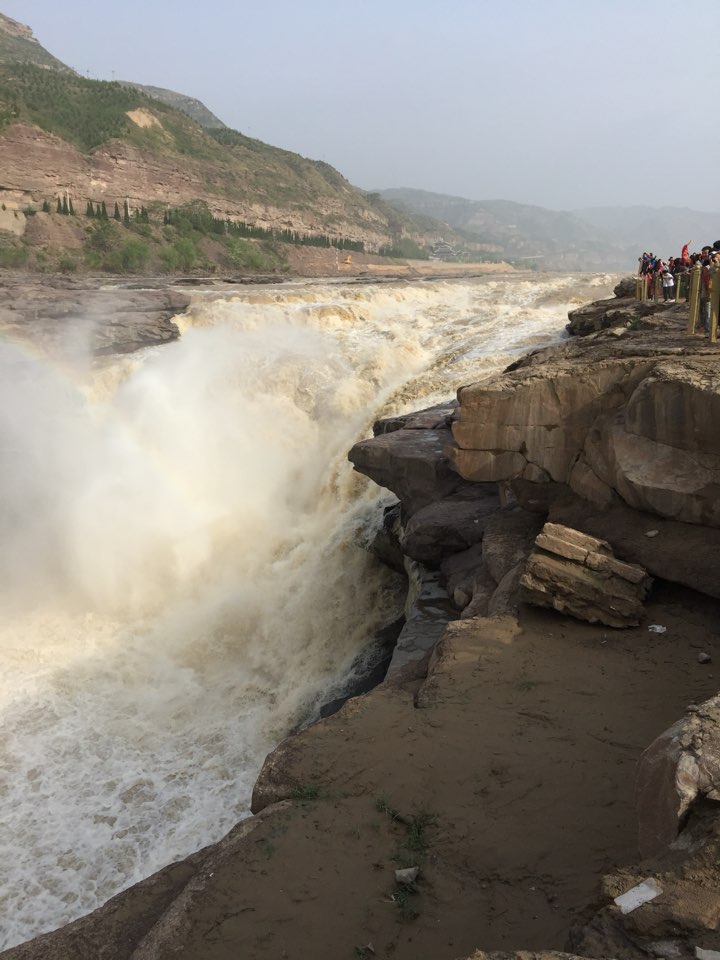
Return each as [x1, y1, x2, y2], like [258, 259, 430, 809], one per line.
[0, 272, 617, 949]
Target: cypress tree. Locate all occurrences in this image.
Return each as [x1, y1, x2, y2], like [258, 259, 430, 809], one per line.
[114, 202, 121, 221]
[62, 196, 69, 215]
[86, 201, 94, 217]
[56, 198, 62, 214]
[101, 201, 108, 219]
[42, 200, 51, 213]
[123, 200, 130, 225]
[69, 198, 75, 216]
[96, 203, 102, 218]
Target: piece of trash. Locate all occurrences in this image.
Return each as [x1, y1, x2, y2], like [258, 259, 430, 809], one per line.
[395, 866, 419, 884]
[648, 624, 667, 634]
[645, 530, 660, 538]
[695, 949, 720, 960]
[698, 652, 712, 665]
[614, 877, 662, 914]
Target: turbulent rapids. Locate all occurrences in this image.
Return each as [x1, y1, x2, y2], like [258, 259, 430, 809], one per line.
[0, 273, 616, 949]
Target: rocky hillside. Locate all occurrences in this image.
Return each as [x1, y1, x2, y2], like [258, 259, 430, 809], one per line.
[0, 13, 476, 274]
[118, 81, 227, 129]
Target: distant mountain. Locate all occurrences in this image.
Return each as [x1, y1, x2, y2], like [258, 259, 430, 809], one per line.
[119, 82, 227, 129]
[0, 12, 74, 73]
[380, 188, 629, 271]
[381, 189, 720, 271]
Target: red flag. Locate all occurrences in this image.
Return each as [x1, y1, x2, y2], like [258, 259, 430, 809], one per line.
[681, 242, 691, 265]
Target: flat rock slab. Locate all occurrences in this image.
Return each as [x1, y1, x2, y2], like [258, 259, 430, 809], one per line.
[0, 276, 189, 356]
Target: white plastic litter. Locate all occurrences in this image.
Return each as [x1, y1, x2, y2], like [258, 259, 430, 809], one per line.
[648, 624, 667, 634]
[614, 878, 662, 914]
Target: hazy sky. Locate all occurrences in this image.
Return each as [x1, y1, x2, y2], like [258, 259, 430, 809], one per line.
[3, 0, 718, 210]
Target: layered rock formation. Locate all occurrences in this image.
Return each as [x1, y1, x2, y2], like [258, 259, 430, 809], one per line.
[519, 523, 653, 627]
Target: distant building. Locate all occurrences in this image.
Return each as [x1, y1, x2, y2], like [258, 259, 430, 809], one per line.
[429, 238, 457, 262]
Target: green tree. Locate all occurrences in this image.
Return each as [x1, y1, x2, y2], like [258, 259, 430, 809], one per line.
[123, 200, 130, 225]
[173, 237, 198, 272]
[86, 200, 94, 217]
[101, 200, 108, 220]
[61, 196, 69, 215]
[42, 200, 51, 213]
[113, 202, 121, 221]
[114, 238, 149, 272]
[68, 198, 75, 215]
[56, 197, 62, 214]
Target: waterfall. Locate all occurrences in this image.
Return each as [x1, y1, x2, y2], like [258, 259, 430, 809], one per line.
[0, 272, 616, 948]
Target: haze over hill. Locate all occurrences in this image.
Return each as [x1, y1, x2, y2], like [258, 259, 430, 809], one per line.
[381, 189, 720, 271]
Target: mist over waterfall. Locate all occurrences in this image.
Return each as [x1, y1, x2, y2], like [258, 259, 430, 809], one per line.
[0, 273, 616, 948]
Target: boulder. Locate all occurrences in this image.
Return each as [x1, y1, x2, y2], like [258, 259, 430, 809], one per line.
[440, 542, 485, 605]
[399, 488, 500, 564]
[569, 357, 720, 527]
[460, 563, 498, 619]
[566, 296, 679, 337]
[636, 694, 720, 858]
[349, 426, 471, 517]
[450, 330, 720, 537]
[570, 802, 720, 960]
[450, 355, 653, 484]
[482, 506, 544, 585]
[519, 522, 653, 627]
[615, 276, 639, 298]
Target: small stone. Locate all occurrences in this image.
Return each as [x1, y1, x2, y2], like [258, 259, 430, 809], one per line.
[645, 530, 660, 538]
[395, 866, 419, 884]
[698, 652, 712, 664]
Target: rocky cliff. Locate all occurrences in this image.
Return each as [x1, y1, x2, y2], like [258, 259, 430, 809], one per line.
[4, 283, 720, 960]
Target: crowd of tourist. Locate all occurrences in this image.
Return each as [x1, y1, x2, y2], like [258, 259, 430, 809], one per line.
[638, 241, 720, 331]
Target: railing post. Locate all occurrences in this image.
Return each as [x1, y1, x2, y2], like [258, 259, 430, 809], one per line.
[635, 276, 642, 301]
[654, 274, 662, 301]
[710, 265, 720, 343]
[676, 273, 684, 302]
[688, 264, 702, 334]
[641, 275, 648, 301]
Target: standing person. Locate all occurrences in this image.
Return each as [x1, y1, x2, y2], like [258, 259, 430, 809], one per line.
[699, 254, 712, 333]
[662, 268, 675, 301]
